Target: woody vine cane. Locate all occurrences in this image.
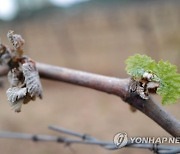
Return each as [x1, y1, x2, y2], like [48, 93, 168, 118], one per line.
[0, 31, 180, 137]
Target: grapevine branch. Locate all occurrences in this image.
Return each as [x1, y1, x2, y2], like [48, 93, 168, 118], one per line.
[0, 125, 179, 153]
[0, 63, 180, 137]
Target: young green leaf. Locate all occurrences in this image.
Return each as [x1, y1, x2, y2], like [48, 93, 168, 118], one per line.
[125, 54, 156, 79]
[154, 60, 180, 104]
[126, 54, 180, 105]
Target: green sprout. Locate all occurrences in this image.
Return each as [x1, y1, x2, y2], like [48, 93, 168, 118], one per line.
[126, 54, 180, 105]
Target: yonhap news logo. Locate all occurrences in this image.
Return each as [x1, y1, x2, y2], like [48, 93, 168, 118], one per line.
[113, 132, 180, 149]
[113, 132, 128, 148]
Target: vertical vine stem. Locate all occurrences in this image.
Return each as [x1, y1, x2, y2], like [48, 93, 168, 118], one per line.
[0, 63, 180, 137]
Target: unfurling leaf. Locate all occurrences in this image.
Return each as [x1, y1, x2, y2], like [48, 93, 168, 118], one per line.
[22, 59, 43, 99]
[154, 61, 180, 105]
[126, 54, 156, 79]
[126, 54, 180, 105]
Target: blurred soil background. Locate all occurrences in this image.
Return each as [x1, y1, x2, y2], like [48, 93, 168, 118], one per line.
[0, 0, 180, 153]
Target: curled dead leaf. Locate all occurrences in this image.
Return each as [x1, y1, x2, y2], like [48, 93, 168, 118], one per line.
[22, 60, 43, 99]
[7, 30, 25, 50]
[6, 87, 27, 112]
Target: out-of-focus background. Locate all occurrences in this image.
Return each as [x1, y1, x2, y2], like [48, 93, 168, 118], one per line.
[0, 0, 180, 153]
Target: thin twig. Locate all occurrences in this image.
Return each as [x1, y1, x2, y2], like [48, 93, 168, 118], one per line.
[0, 63, 180, 137]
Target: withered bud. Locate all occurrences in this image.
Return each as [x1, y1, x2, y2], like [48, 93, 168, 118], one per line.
[7, 30, 25, 50]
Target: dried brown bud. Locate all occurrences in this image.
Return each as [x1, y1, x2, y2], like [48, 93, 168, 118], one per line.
[4, 31, 43, 112]
[7, 30, 25, 50]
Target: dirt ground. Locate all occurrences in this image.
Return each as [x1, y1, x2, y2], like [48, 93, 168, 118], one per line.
[0, 1, 180, 154]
